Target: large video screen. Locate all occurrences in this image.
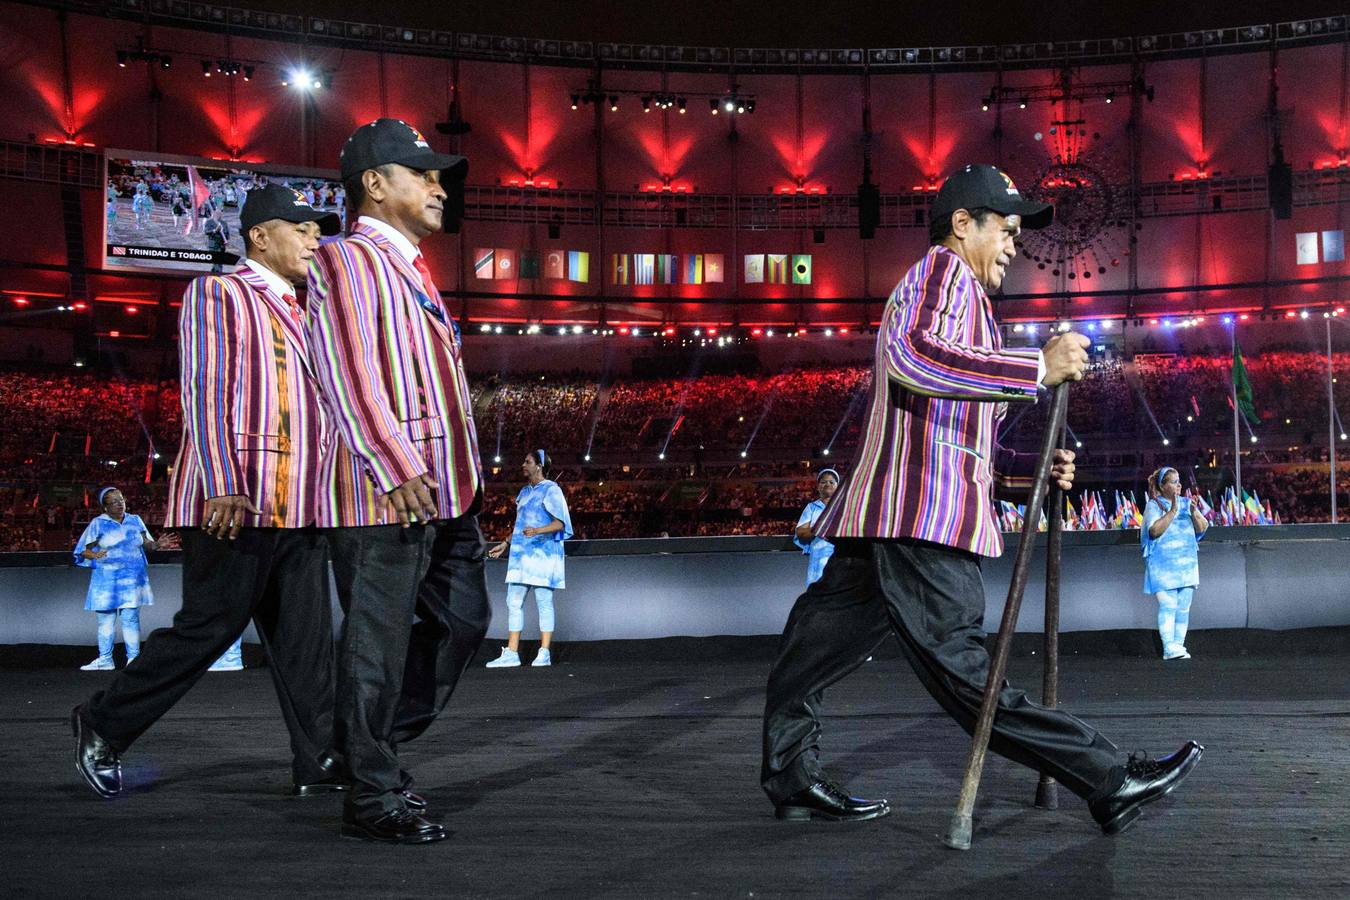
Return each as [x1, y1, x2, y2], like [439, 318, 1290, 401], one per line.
[103, 150, 345, 274]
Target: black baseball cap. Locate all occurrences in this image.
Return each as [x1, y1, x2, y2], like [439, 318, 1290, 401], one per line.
[339, 117, 469, 183]
[930, 164, 1053, 230]
[239, 183, 341, 236]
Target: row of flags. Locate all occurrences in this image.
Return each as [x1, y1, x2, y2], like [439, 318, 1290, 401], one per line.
[474, 249, 591, 282]
[996, 487, 1281, 533]
[471, 249, 814, 285]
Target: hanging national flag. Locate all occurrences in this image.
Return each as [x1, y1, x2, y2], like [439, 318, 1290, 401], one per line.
[612, 253, 631, 285]
[744, 254, 764, 284]
[705, 254, 724, 283]
[791, 254, 812, 284]
[494, 248, 517, 279]
[1232, 340, 1258, 425]
[544, 250, 566, 280]
[656, 254, 677, 284]
[766, 254, 789, 284]
[1296, 232, 1319, 265]
[684, 254, 703, 284]
[187, 165, 211, 230]
[1323, 230, 1346, 262]
[634, 253, 655, 285]
[1190, 395, 1201, 418]
[567, 250, 590, 282]
[474, 248, 496, 279]
[519, 251, 540, 279]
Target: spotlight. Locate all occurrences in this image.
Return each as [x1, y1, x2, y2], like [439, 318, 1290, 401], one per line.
[159, 55, 171, 70]
[746, 100, 755, 113]
[736, 103, 746, 114]
[709, 98, 719, 115]
[1162, 438, 1170, 446]
[1105, 92, 1115, 104]
[1018, 101, 1027, 109]
[1075, 441, 1084, 448]
[980, 100, 990, 111]
[242, 65, 254, 81]
[641, 95, 651, 112]
[677, 97, 686, 114]
[116, 50, 128, 67]
[494, 455, 501, 463]
[658, 452, 665, 460]
[1250, 435, 1258, 444]
[570, 93, 579, 110]
[608, 95, 618, 111]
[725, 98, 735, 113]
[822, 448, 831, 456]
[201, 59, 212, 77]
[740, 450, 747, 458]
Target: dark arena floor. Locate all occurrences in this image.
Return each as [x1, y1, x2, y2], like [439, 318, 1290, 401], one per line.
[2, 632, 1347, 899]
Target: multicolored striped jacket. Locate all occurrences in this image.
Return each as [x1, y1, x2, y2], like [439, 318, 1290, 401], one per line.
[814, 245, 1041, 557]
[306, 222, 482, 527]
[165, 266, 334, 528]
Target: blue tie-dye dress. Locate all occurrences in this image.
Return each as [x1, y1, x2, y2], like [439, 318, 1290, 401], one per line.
[1141, 497, 1204, 593]
[505, 480, 574, 589]
[73, 513, 156, 611]
[794, 499, 836, 587]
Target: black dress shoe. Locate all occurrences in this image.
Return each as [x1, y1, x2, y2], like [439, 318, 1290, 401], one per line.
[340, 806, 449, 844]
[400, 788, 428, 811]
[293, 751, 350, 795]
[774, 781, 891, 822]
[71, 706, 120, 799]
[1090, 741, 1204, 835]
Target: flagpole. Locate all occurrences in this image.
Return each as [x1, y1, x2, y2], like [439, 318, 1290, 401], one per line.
[1329, 316, 1338, 524]
[1232, 326, 1242, 499]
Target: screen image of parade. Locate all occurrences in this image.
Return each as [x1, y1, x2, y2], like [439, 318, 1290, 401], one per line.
[103, 151, 346, 273]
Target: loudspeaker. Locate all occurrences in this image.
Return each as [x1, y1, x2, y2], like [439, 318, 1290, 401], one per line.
[857, 181, 881, 239]
[813, 228, 825, 244]
[1268, 160, 1293, 220]
[547, 222, 561, 239]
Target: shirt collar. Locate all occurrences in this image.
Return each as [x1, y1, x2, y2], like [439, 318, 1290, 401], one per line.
[357, 215, 420, 264]
[241, 258, 295, 298]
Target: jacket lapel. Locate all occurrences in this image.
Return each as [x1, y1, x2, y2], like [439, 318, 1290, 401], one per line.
[233, 267, 314, 376]
[352, 224, 458, 350]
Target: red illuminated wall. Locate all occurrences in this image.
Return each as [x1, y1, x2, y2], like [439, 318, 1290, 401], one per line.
[1, 1, 1348, 327]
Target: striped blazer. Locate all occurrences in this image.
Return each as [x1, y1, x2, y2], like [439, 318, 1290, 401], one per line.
[165, 266, 334, 528]
[306, 222, 481, 527]
[814, 245, 1041, 557]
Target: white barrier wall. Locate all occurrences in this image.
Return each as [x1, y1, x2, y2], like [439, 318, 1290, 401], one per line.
[1, 528, 1347, 646]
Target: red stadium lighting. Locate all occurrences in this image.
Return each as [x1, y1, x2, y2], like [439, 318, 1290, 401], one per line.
[12, 297, 27, 306]
[707, 327, 718, 336]
[751, 328, 763, 336]
[1285, 310, 1296, 318]
[109, 330, 120, 338]
[1239, 313, 1251, 321]
[125, 305, 139, 314]
[618, 326, 630, 334]
[74, 302, 87, 310]
[839, 327, 850, 334]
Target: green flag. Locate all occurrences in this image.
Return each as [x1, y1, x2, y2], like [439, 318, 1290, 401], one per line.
[1232, 340, 1257, 425]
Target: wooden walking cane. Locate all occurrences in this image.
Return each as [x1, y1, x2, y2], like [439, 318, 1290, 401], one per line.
[1034, 415, 1068, 811]
[943, 382, 1070, 851]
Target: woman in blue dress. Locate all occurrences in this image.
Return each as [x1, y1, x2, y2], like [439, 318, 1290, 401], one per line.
[1141, 467, 1209, 660]
[74, 487, 163, 670]
[485, 450, 574, 668]
[793, 468, 840, 586]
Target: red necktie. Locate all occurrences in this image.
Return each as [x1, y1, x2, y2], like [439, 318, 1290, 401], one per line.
[281, 293, 302, 324]
[412, 254, 440, 305]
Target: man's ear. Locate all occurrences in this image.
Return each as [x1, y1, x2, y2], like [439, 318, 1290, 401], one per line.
[949, 208, 972, 240]
[362, 168, 385, 204]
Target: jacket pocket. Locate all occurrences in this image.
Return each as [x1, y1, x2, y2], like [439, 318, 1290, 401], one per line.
[402, 416, 446, 441]
[235, 433, 291, 452]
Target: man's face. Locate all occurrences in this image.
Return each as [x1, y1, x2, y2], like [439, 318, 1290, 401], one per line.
[251, 220, 322, 284]
[371, 164, 446, 239]
[956, 210, 1020, 292]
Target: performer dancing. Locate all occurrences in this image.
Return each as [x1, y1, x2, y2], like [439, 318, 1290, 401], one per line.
[73, 487, 165, 670]
[73, 184, 344, 800]
[308, 118, 485, 844]
[760, 164, 1202, 835]
[485, 449, 574, 668]
[1142, 467, 1208, 660]
[792, 468, 839, 587]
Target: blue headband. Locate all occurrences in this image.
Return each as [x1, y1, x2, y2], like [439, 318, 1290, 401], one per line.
[98, 487, 118, 506]
[817, 468, 840, 483]
[537, 449, 546, 466]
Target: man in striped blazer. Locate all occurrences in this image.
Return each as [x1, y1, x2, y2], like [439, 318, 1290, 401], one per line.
[74, 184, 345, 800]
[306, 119, 486, 845]
[761, 165, 1201, 836]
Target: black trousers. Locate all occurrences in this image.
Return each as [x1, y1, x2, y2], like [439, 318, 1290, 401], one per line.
[761, 538, 1124, 804]
[85, 528, 337, 783]
[329, 514, 490, 815]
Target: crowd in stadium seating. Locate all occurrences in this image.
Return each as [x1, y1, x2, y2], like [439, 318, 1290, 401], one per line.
[3, 351, 1349, 549]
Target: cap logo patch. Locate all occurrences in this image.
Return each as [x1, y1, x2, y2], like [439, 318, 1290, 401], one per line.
[998, 170, 1021, 196]
[401, 120, 431, 149]
[290, 188, 311, 207]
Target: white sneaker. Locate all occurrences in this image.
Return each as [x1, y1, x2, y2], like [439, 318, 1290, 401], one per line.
[531, 648, 552, 667]
[80, 657, 114, 671]
[486, 648, 520, 668]
[209, 659, 245, 672]
[1162, 644, 1190, 661]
